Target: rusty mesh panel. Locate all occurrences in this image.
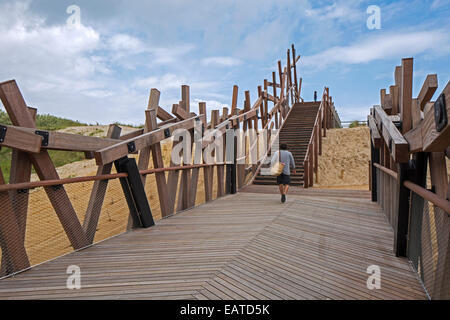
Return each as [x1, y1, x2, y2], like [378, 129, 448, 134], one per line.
[0, 178, 129, 280]
[376, 168, 398, 231]
[417, 202, 450, 300]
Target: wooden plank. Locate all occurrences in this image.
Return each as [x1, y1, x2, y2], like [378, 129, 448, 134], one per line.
[422, 81, 450, 152]
[12, 126, 119, 152]
[83, 124, 122, 243]
[417, 74, 438, 111]
[0, 125, 42, 153]
[400, 58, 413, 134]
[172, 104, 191, 120]
[156, 106, 174, 122]
[0, 80, 89, 250]
[373, 106, 409, 163]
[368, 114, 381, 148]
[94, 115, 205, 165]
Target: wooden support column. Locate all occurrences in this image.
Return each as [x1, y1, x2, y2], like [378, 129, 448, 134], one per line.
[370, 139, 380, 202]
[177, 85, 192, 211]
[292, 44, 299, 102]
[189, 103, 206, 206]
[231, 85, 239, 116]
[167, 104, 182, 214]
[395, 162, 411, 257]
[400, 58, 413, 134]
[213, 110, 225, 198]
[303, 155, 309, 189]
[0, 80, 89, 250]
[83, 124, 122, 243]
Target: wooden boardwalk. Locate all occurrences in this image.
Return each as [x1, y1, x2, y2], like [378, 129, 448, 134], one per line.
[0, 187, 426, 300]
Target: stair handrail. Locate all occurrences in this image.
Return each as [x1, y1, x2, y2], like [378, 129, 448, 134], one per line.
[302, 87, 328, 188]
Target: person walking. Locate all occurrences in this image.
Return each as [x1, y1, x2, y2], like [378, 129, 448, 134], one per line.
[271, 143, 296, 203]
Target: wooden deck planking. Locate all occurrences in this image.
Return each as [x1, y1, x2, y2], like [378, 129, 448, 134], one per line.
[0, 189, 426, 300]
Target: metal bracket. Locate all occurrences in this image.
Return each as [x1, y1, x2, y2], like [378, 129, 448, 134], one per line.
[164, 128, 171, 139]
[393, 121, 402, 131]
[0, 125, 7, 143]
[434, 93, 447, 132]
[127, 142, 136, 153]
[35, 130, 49, 147]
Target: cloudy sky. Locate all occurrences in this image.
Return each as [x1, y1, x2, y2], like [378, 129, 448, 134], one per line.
[0, 0, 449, 125]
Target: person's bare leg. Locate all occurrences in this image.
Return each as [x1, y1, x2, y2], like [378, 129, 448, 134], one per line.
[284, 185, 290, 195]
[279, 184, 284, 195]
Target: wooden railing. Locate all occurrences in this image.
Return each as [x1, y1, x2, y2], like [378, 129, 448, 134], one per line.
[0, 45, 304, 278]
[368, 58, 449, 300]
[303, 87, 341, 188]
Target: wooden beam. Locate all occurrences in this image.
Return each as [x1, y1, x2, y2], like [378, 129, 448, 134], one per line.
[373, 105, 409, 163]
[156, 106, 174, 122]
[0, 80, 89, 249]
[83, 124, 122, 243]
[417, 74, 438, 111]
[368, 114, 381, 148]
[172, 103, 191, 120]
[12, 126, 119, 152]
[0, 124, 42, 153]
[94, 115, 205, 165]
[400, 58, 413, 134]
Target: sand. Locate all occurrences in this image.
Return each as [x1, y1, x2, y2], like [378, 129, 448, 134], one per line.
[315, 126, 371, 190]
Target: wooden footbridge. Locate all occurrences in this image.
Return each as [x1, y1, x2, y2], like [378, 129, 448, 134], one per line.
[0, 46, 447, 300]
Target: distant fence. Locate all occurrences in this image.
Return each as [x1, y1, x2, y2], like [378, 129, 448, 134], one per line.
[0, 45, 308, 279]
[368, 58, 449, 300]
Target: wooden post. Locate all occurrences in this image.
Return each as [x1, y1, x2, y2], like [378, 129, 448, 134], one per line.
[231, 85, 239, 116]
[167, 104, 181, 214]
[400, 58, 413, 134]
[292, 44, 299, 102]
[178, 85, 191, 211]
[213, 110, 224, 198]
[370, 140, 380, 202]
[114, 157, 154, 228]
[395, 162, 411, 257]
[83, 124, 122, 243]
[304, 155, 309, 189]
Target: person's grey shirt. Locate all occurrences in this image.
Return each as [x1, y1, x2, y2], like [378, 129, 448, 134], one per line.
[271, 150, 295, 176]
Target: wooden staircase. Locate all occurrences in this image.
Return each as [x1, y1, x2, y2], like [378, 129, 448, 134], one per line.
[253, 102, 320, 187]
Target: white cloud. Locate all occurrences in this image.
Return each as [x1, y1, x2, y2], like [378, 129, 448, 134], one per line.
[302, 30, 450, 69]
[201, 57, 242, 67]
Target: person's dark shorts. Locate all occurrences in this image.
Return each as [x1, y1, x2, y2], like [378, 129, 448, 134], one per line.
[277, 173, 291, 185]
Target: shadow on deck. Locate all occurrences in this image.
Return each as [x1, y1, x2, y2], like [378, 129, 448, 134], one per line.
[0, 187, 426, 300]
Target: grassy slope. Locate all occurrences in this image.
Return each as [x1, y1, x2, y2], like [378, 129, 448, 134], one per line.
[0, 110, 87, 182]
